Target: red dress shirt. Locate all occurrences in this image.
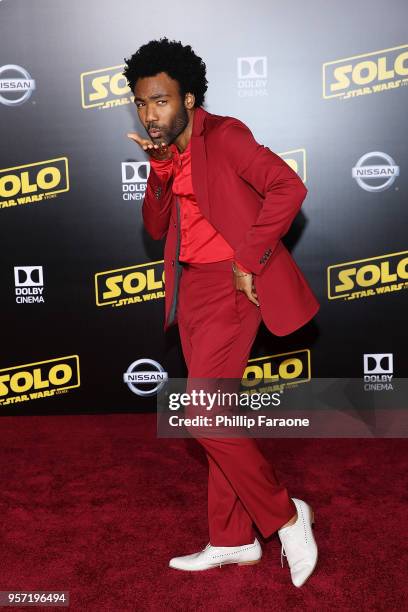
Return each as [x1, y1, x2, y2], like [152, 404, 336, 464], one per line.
[149, 139, 252, 273]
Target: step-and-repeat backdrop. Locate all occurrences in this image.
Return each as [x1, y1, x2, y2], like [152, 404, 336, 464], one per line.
[1, 0, 407, 414]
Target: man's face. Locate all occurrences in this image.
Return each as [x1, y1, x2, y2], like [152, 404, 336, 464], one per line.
[133, 72, 190, 145]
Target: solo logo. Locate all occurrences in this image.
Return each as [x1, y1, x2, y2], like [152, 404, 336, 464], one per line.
[0, 355, 80, 405]
[280, 149, 307, 183]
[0, 157, 69, 210]
[0, 64, 36, 107]
[328, 250, 408, 300]
[80, 64, 132, 110]
[323, 43, 408, 100]
[95, 260, 165, 307]
[237, 56, 268, 97]
[241, 349, 311, 393]
[14, 266, 44, 304]
[122, 161, 149, 201]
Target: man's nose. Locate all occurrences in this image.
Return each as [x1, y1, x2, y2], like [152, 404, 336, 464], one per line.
[145, 103, 159, 124]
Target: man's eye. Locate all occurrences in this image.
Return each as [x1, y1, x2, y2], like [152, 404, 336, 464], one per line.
[157, 100, 167, 105]
[136, 103, 144, 108]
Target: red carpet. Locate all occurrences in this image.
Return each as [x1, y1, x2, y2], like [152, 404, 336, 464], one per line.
[0, 413, 406, 611]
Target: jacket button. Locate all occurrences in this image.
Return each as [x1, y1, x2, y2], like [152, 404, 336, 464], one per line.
[171, 260, 174, 267]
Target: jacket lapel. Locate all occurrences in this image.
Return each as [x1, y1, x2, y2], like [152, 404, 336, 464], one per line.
[190, 106, 210, 221]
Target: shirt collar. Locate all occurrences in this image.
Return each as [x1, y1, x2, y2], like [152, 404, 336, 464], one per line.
[170, 138, 191, 157]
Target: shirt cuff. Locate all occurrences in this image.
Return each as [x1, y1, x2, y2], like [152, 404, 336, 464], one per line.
[233, 259, 252, 274]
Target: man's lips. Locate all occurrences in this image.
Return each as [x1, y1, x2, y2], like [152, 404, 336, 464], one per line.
[149, 129, 162, 137]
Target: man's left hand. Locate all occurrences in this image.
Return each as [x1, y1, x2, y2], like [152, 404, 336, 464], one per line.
[233, 263, 260, 307]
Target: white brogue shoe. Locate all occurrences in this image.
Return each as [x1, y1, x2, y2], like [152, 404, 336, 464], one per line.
[278, 498, 318, 587]
[169, 538, 262, 571]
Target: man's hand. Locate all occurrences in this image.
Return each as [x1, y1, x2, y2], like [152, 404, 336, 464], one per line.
[127, 132, 173, 161]
[233, 263, 260, 307]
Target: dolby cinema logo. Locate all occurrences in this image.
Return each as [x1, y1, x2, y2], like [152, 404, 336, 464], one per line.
[123, 358, 168, 397]
[363, 353, 393, 391]
[237, 56, 268, 98]
[14, 266, 45, 304]
[352, 152, 399, 192]
[121, 161, 150, 201]
[0, 65, 36, 107]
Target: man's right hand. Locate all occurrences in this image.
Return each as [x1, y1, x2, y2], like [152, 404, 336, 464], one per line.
[127, 132, 173, 161]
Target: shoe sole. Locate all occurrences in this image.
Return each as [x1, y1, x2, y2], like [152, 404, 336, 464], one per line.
[238, 558, 262, 566]
[169, 558, 262, 571]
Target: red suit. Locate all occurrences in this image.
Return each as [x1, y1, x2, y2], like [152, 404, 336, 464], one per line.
[142, 106, 319, 545]
[142, 105, 320, 335]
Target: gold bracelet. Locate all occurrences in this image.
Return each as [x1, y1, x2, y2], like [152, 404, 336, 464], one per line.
[232, 262, 251, 277]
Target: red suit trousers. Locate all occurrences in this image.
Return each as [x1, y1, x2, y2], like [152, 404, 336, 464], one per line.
[176, 258, 296, 546]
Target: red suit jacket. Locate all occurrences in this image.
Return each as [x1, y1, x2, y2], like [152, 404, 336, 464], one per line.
[142, 106, 320, 336]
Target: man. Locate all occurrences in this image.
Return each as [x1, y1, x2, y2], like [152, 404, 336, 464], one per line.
[124, 38, 319, 587]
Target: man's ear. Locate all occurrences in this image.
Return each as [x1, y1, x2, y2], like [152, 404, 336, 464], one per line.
[184, 92, 195, 110]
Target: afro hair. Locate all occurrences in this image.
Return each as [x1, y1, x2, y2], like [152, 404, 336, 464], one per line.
[123, 37, 208, 107]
